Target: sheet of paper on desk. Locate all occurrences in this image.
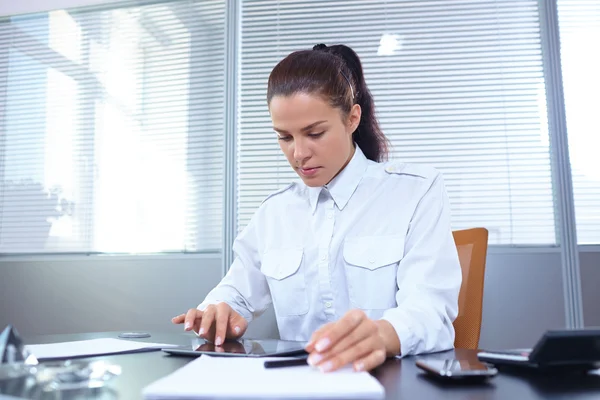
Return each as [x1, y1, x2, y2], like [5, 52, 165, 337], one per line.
[142, 355, 385, 399]
[26, 338, 177, 360]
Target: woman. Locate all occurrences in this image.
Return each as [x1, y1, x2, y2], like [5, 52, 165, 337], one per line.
[172, 44, 462, 372]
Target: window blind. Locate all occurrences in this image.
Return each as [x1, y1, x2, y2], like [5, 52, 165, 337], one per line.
[557, 0, 600, 245]
[0, 0, 225, 253]
[238, 0, 556, 245]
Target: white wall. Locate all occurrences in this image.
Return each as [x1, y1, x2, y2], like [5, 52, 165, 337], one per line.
[0, 0, 123, 16]
[0, 254, 279, 339]
[479, 250, 565, 348]
[581, 250, 600, 328]
[0, 255, 224, 335]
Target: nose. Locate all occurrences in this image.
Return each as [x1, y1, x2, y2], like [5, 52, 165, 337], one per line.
[293, 138, 311, 163]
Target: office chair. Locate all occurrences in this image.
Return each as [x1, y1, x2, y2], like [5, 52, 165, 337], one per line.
[452, 227, 489, 350]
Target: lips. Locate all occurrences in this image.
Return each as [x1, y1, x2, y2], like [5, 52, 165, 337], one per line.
[298, 166, 321, 177]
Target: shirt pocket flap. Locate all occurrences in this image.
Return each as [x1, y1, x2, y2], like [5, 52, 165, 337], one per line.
[261, 248, 304, 280]
[343, 234, 404, 270]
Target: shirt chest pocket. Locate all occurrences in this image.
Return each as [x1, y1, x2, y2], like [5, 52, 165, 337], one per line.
[343, 234, 404, 310]
[261, 248, 309, 317]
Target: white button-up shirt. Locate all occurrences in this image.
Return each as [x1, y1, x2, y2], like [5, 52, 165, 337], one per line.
[199, 146, 462, 356]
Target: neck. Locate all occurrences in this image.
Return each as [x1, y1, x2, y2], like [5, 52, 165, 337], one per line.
[326, 144, 356, 185]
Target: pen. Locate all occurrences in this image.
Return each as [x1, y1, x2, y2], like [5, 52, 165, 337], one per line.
[264, 357, 309, 369]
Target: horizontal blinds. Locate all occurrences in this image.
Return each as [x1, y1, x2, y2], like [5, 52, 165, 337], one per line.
[557, 0, 600, 245]
[238, 0, 556, 245]
[0, 0, 225, 253]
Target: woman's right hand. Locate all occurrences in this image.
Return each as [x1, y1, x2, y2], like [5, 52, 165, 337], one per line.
[171, 303, 248, 346]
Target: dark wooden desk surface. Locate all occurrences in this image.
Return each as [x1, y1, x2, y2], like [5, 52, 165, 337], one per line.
[2, 332, 600, 399]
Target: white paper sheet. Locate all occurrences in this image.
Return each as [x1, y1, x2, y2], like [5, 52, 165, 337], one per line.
[26, 338, 176, 360]
[142, 355, 385, 399]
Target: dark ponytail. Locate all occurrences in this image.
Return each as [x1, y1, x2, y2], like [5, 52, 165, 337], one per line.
[267, 44, 389, 162]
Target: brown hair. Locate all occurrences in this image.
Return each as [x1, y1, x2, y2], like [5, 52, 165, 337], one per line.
[267, 44, 389, 162]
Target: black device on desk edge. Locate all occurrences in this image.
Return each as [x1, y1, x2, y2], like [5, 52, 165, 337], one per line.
[416, 358, 498, 381]
[162, 338, 308, 358]
[477, 329, 600, 372]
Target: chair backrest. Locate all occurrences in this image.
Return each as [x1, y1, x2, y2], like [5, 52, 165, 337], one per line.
[452, 227, 489, 350]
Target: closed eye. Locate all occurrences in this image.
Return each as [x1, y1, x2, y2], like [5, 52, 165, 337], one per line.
[277, 135, 292, 142]
[308, 131, 325, 138]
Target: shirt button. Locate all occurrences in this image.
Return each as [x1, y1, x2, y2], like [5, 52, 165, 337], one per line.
[327, 212, 333, 219]
[325, 302, 332, 308]
[321, 255, 326, 261]
[369, 259, 375, 264]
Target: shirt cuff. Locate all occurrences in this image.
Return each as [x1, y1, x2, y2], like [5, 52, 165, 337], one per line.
[381, 309, 415, 357]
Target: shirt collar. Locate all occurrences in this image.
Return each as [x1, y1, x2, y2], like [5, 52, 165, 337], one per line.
[307, 146, 369, 214]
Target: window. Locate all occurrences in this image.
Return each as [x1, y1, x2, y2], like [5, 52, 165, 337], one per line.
[0, 0, 226, 253]
[238, 0, 555, 245]
[557, 0, 600, 245]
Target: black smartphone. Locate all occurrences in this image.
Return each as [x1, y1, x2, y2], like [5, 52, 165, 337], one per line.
[416, 358, 498, 380]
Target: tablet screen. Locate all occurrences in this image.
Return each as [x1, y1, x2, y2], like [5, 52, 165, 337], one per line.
[163, 339, 308, 358]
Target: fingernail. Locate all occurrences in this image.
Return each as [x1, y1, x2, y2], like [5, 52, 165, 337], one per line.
[315, 338, 330, 352]
[354, 362, 364, 372]
[215, 336, 222, 346]
[307, 353, 322, 366]
[234, 326, 240, 335]
[184, 322, 191, 330]
[319, 361, 333, 373]
[199, 327, 204, 336]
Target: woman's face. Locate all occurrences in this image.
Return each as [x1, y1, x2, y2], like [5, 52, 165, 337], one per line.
[269, 93, 361, 187]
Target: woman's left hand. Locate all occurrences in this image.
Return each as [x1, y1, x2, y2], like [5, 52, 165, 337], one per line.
[305, 309, 397, 372]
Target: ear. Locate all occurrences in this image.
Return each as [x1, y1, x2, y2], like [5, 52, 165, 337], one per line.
[347, 104, 362, 135]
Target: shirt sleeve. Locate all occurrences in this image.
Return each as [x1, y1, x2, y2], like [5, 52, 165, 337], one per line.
[381, 172, 462, 356]
[197, 212, 272, 324]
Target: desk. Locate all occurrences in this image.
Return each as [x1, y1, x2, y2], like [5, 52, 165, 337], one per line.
[2, 332, 600, 399]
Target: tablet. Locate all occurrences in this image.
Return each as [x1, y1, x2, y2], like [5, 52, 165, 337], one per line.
[162, 338, 308, 358]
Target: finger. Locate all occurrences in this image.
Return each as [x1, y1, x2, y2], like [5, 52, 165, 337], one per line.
[199, 305, 216, 340]
[318, 336, 380, 373]
[353, 349, 387, 372]
[184, 309, 201, 331]
[226, 311, 246, 339]
[192, 318, 203, 335]
[305, 322, 335, 352]
[171, 314, 186, 324]
[214, 303, 230, 346]
[308, 320, 376, 367]
[226, 323, 242, 339]
[207, 324, 217, 342]
[313, 310, 366, 353]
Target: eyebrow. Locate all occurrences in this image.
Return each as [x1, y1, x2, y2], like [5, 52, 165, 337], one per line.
[273, 120, 327, 134]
